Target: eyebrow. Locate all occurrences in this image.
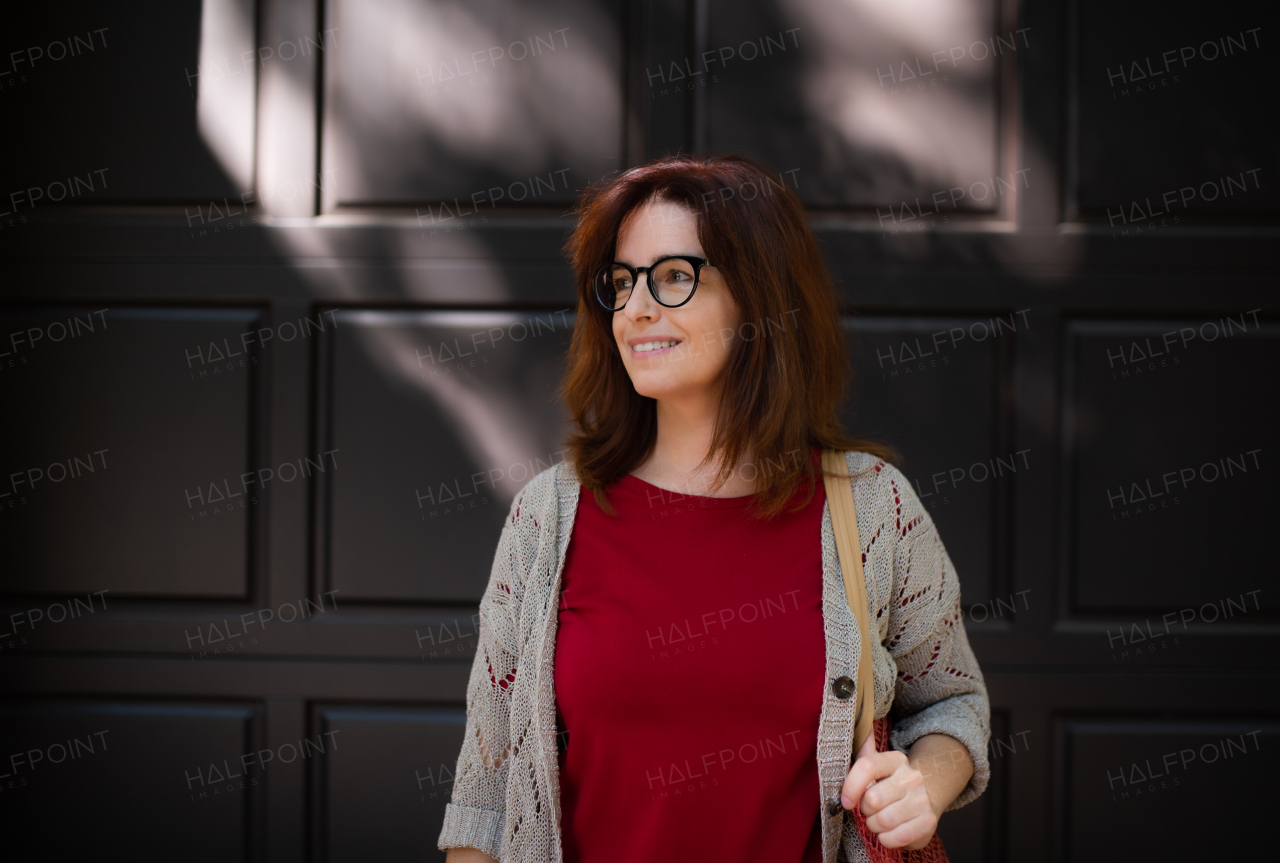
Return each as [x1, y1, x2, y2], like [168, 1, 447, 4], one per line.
[613, 253, 704, 266]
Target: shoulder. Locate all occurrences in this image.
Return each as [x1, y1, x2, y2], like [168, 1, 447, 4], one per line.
[504, 459, 578, 521]
[839, 449, 930, 528]
[486, 461, 574, 601]
[840, 449, 908, 494]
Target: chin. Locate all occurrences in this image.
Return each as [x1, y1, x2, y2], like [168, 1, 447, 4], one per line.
[628, 373, 704, 402]
[629, 380, 673, 400]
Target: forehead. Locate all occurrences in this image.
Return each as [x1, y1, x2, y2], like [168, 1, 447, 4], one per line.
[616, 199, 702, 259]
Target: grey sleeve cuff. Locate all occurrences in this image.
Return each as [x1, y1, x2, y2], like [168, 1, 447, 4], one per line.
[889, 693, 991, 811]
[438, 802, 505, 858]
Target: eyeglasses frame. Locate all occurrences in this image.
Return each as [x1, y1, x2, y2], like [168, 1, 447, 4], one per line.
[593, 255, 713, 312]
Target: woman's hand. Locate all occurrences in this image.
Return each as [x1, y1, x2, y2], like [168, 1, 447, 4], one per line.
[839, 732, 973, 850]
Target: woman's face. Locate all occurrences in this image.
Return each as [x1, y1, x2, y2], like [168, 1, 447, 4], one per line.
[610, 199, 740, 404]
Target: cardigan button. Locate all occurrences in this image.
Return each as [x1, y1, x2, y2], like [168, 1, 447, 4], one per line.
[832, 676, 854, 699]
[827, 798, 846, 816]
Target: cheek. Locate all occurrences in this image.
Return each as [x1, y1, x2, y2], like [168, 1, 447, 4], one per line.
[700, 299, 740, 356]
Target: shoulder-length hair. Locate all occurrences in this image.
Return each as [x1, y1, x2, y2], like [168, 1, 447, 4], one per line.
[560, 154, 897, 520]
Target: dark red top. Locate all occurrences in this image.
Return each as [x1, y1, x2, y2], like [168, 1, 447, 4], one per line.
[554, 449, 827, 863]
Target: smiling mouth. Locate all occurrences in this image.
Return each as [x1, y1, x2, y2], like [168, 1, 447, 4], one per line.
[632, 340, 682, 353]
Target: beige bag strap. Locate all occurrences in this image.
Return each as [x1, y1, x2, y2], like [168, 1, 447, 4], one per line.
[821, 449, 875, 755]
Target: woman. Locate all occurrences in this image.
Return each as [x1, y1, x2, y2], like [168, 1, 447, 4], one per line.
[439, 155, 990, 863]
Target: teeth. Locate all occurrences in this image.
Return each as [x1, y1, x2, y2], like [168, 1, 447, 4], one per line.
[633, 340, 681, 353]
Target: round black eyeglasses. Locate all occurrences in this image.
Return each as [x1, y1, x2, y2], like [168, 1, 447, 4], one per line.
[592, 255, 712, 312]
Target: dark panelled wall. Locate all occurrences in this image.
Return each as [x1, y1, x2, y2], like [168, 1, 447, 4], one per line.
[1, 0, 1276, 860]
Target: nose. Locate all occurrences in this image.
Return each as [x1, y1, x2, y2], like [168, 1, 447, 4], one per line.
[621, 271, 658, 319]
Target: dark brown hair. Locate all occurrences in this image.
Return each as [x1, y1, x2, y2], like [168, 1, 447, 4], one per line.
[560, 154, 897, 519]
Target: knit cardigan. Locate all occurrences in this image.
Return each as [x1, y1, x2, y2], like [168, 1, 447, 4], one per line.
[437, 450, 991, 863]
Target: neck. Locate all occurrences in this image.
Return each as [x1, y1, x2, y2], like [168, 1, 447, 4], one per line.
[634, 383, 757, 497]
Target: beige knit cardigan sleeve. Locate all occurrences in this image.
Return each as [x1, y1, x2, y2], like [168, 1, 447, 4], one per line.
[439, 452, 991, 862]
[852, 455, 991, 807]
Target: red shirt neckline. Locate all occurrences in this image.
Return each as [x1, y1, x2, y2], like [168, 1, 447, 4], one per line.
[614, 472, 759, 509]
[614, 446, 823, 510]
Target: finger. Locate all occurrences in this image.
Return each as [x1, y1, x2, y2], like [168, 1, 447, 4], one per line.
[849, 727, 880, 804]
[840, 750, 906, 811]
[864, 788, 929, 835]
[859, 768, 915, 817]
[872, 812, 938, 851]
